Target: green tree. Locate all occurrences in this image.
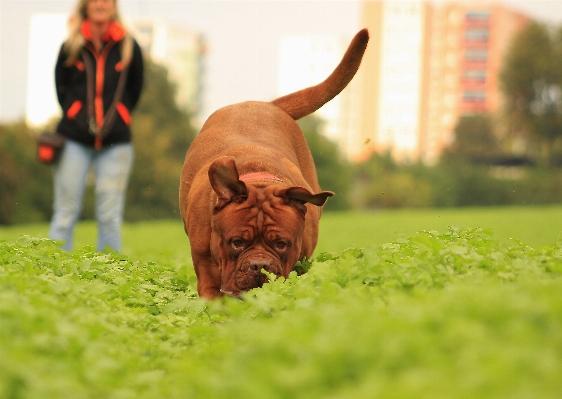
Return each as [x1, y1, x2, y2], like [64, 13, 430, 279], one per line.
[0, 122, 53, 225]
[297, 115, 352, 211]
[353, 152, 432, 209]
[500, 21, 562, 166]
[441, 114, 499, 163]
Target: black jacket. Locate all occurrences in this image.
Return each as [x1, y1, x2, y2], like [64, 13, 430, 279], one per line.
[55, 20, 144, 148]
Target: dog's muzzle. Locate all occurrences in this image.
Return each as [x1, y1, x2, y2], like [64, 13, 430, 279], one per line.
[234, 252, 281, 292]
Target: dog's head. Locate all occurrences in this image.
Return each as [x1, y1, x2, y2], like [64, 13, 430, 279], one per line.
[207, 156, 333, 296]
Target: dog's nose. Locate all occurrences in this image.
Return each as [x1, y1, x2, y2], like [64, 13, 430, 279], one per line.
[249, 259, 271, 272]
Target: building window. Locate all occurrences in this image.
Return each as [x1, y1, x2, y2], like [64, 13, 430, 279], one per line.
[465, 10, 491, 22]
[465, 49, 488, 61]
[465, 29, 489, 42]
[463, 90, 486, 102]
[462, 69, 487, 82]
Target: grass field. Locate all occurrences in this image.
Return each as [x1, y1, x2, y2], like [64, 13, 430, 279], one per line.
[1, 205, 562, 398]
[1, 205, 561, 262]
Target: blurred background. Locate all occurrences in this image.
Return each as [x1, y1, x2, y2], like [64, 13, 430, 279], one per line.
[1, 0, 562, 225]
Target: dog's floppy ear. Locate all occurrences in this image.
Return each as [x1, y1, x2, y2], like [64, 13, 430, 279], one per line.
[276, 186, 334, 208]
[208, 156, 248, 209]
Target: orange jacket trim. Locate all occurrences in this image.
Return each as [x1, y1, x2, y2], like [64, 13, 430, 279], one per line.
[74, 60, 85, 71]
[67, 100, 82, 119]
[116, 102, 131, 125]
[81, 19, 125, 42]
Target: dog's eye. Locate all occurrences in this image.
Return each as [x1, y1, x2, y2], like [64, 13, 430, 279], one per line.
[275, 240, 290, 251]
[231, 238, 245, 250]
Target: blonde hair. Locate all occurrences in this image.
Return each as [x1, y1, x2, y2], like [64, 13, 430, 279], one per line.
[63, 0, 133, 66]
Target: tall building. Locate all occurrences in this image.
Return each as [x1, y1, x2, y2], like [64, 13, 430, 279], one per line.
[423, 2, 528, 163]
[353, 0, 528, 163]
[26, 13, 68, 128]
[354, 0, 430, 162]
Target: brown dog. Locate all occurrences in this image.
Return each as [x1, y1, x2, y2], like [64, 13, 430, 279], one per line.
[179, 29, 369, 299]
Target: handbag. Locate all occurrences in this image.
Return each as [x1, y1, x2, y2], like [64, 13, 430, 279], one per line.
[36, 132, 66, 164]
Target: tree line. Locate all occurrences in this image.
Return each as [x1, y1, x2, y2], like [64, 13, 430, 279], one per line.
[1, 20, 562, 225]
[500, 20, 562, 167]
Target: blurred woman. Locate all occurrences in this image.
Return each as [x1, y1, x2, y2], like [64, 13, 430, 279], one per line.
[49, 0, 144, 251]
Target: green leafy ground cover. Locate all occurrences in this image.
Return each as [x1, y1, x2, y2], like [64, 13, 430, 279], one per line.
[2, 225, 562, 398]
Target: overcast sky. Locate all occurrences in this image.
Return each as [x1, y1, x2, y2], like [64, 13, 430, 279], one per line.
[1, 0, 562, 123]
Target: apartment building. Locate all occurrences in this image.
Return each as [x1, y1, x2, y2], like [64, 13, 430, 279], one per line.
[423, 2, 529, 163]
[353, 1, 528, 163]
[350, 1, 429, 162]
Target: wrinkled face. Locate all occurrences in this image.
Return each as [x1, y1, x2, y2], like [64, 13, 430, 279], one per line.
[211, 185, 306, 297]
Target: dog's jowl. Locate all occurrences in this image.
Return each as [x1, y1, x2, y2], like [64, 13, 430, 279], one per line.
[179, 29, 369, 299]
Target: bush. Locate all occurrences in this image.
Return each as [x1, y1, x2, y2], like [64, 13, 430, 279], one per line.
[350, 149, 562, 210]
[0, 122, 53, 225]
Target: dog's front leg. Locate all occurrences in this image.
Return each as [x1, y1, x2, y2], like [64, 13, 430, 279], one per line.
[191, 252, 222, 299]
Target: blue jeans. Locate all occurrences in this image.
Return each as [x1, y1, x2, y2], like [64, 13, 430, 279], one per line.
[49, 139, 133, 252]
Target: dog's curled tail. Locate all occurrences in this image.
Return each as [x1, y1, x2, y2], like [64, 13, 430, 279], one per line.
[271, 28, 369, 120]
